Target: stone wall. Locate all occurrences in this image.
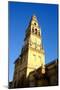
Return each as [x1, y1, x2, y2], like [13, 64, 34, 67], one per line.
[9, 59, 58, 88]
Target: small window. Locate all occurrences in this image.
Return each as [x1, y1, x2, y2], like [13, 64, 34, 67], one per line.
[32, 27, 34, 33]
[35, 29, 37, 34]
[34, 23, 36, 25]
[38, 32, 40, 36]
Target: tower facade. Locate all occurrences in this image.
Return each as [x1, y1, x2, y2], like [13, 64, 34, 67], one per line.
[13, 15, 45, 87]
[25, 15, 45, 76]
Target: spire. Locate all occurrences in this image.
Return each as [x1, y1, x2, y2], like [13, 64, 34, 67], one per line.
[31, 14, 37, 21]
[28, 14, 38, 27]
[25, 14, 39, 35]
[32, 14, 36, 19]
[25, 14, 37, 32]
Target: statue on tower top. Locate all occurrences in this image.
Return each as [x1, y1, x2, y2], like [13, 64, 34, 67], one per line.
[32, 14, 37, 21]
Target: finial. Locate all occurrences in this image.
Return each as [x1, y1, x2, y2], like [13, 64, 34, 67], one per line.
[32, 14, 37, 20]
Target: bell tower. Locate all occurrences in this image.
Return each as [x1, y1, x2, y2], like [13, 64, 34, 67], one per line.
[13, 15, 45, 87]
[25, 15, 45, 76]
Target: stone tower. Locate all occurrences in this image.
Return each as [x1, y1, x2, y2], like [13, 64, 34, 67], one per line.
[13, 15, 45, 87]
[24, 15, 45, 76]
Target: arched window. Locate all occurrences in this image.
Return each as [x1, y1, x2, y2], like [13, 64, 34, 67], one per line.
[38, 32, 40, 36]
[32, 27, 34, 33]
[34, 22, 36, 25]
[35, 28, 37, 34]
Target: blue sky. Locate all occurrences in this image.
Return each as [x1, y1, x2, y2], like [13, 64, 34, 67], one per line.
[9, 2, 58, 81]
